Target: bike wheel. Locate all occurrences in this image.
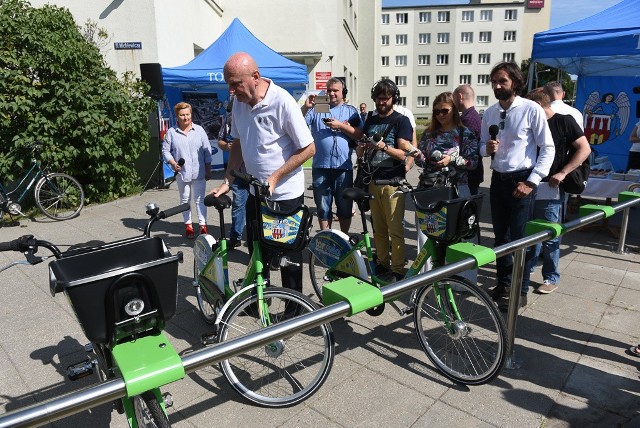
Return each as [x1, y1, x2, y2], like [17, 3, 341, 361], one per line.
[194, 260, 222, 324]
[132, 391, 170, 428]
[218, 288, 334, 407]
[34, 173, 84, 220]
[413, 276, 507, 385]
[308, 252, 330, 300]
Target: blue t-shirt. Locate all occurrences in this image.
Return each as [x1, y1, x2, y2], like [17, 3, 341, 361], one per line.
[306, 103, 362, 170]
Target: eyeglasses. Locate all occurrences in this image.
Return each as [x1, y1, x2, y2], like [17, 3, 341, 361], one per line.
[375, 96, 392, 103]
[433, 108, 451, 116]
[499, 110, 507, 130]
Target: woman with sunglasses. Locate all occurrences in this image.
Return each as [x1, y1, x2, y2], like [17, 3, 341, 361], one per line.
[417, 91, 479, 197]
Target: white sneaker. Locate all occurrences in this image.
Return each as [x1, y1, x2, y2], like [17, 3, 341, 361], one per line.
[536, 280, 558, 294]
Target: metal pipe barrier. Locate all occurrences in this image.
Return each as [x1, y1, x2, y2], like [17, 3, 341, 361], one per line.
[1, 196, 639, 428]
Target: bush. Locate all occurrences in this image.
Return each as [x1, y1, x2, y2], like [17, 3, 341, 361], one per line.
[0, 0, 156, 203]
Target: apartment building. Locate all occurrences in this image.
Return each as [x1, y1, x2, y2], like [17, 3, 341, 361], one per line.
[380, 0, 551, 118]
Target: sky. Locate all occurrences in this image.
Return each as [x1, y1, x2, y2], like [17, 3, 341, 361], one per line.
[550, 0, 623, 28]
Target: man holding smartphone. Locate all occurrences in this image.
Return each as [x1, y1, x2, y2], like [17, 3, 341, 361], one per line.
[302, 77, 363, 233]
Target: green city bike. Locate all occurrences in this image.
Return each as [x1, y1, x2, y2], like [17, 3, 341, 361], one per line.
[193, 170, 334, 407]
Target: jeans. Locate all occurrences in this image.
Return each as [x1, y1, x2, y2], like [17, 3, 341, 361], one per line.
[246, 194, 304, 293]
[490, 170, 536, 294]
[312, 168, 353, 220]
[230, 179, 249, 241]
[532, 195, 562, 284]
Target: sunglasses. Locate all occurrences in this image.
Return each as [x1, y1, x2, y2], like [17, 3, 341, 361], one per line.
[433, 108, 451, 116]
[499, 110, 507, 130]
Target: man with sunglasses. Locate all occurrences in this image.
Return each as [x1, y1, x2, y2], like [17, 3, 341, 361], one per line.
[480, 62, 555, 310]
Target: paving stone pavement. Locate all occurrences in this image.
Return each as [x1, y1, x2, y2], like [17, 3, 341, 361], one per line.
[1, 160, 639, 427]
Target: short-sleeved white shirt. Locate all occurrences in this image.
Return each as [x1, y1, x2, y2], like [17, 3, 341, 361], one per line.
[231, 79, 313, 200]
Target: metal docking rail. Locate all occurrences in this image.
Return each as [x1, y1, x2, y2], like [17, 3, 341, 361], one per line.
[1, 191, 639, 428]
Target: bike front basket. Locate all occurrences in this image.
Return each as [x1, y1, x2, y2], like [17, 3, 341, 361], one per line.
[259, 200, 312, 251]
[48, 237, 180, 345]
[413, 190, 483, 243]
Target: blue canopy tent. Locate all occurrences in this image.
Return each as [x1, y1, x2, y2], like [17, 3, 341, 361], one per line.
[161, 18, 309, 169]
[531, 0, 640, 171]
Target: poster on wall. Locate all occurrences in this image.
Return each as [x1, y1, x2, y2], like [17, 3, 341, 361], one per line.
[576, 76, 639, 172]
[182, 92, 227, 170]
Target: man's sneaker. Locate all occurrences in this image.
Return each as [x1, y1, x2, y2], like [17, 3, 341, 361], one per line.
[199, 225, 208, 235]
[491, 285, 508, 302]
[374, 263, 390, 276]
[536, 281, 558, 294]
[185, 224, 195, 239]
[498, 293, 528, 312]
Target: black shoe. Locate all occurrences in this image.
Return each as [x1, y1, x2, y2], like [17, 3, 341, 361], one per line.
[392, 272, 405, 281]
[498, 294, 528, 311]
[374, 264, 390, 276]
[491, 285, 508, 302]
[228, 239, 242, 249]
[281, 302, 303, 321]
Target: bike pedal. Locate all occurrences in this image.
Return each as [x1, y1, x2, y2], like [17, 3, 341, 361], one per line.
[66, 359, 96, 381]
[162, 392, 174, 408]
[201, 332, 217, 346]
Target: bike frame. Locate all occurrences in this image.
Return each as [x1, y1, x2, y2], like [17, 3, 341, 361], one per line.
[1, 159, 45, 204]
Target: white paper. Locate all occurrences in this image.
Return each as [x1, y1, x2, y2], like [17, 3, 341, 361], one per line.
[536, 182, 560, 200]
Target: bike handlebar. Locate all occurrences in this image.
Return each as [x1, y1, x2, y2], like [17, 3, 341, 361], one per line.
[230, 169, 270, 196]
[374, 177, 407, 187]
[157, 203, 190, 220]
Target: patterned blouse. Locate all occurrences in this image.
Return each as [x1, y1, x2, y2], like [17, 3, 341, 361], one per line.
[417, 126, 479, 185]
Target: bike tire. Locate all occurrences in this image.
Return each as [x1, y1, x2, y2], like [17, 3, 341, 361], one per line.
[218, 288, 334, 407]
[413, 275, 507, 385]
[34, 173, 84, 220]
[194, 260, 222, 324]
[308, 252, 328, 300]
[132, 391, 170, 428]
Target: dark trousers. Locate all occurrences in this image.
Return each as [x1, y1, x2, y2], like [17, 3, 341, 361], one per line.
[490, 170, 536, 294]
[246, 194, 304, 293]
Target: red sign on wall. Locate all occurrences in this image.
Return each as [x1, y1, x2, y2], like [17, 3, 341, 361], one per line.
[315, 71, 332, 81]
[527, 0, 544, 8]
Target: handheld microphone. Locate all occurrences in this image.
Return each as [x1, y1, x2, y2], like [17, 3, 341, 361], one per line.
[173, 158, 185, 178]
[372, 133, 382, 143]
[489, 125, 499, 160]
[431, 150, 443, 162]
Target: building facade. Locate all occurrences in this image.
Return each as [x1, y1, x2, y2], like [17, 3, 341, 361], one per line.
[380, 0, 551, 118]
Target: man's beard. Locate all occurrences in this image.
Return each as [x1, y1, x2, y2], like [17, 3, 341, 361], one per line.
[494, 88, 515, 101]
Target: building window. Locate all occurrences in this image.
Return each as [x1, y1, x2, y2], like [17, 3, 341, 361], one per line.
[436, 54, 449, 65]
[460, 75, 472, 84]
[480, 10, 492, 21]
[397, 96, 406, 107]
[437, 33, 450, 44]
[437, 11, 450, 22]
[395, 76, 407, 86]
[395, 55, 407, 66]
[381, 35, 389, 46]
[479, 31, 492, 43]
[417, 75, 429, 86]
[381, 13, 389, 24]
[505, 9, 517, 20]
[418, 33, 431, 44]
[417, 96, 430, 107]
[477, 96, 489, 107]
[418, 54, 430, 65]
[381, 56, 389, 66]
[478, 74, 490, 85]
[436, 75, 448, 86]
[396, 12, 408, 24]
[461, 11, 474, 22]
[460, 32, 473, 43]
[419, 12, 431, 23]
[460, 54, 472, 65]
[478, 53, 491, 64]
[396, 34, 408, 45]
[503, 52, 515, 62]
[504, 31, 516, 42]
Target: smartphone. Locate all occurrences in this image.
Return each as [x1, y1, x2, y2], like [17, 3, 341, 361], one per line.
[314, 95, 330, 113]
[322, 118, 333, 124]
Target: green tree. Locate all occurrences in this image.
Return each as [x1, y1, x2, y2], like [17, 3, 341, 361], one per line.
[0, 0, 156, 203]
[520, 59, 575, 101]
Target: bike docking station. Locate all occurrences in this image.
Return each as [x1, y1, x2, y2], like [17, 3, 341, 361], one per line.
[1, 192, 640, 427]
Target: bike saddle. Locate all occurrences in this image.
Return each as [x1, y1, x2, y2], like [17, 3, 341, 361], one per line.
[342, 187, 374, 202]
[204, 194, 232, 210]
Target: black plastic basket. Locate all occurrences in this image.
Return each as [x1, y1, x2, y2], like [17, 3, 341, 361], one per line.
[413, 190, 483, 243]
[259, 201, 312, 251]
[48, 237, 180, 345]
